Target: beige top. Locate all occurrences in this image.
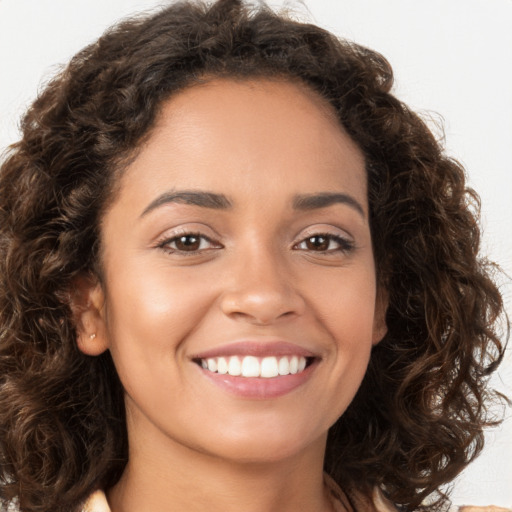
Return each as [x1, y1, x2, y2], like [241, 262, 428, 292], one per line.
[324, 473, 397, 512]
[81, 490, 111, 512]
[81, 483, 512, 512]
[81, 474, 397, 512]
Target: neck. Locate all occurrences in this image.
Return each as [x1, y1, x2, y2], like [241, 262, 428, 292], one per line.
[107, 412, 334, 512]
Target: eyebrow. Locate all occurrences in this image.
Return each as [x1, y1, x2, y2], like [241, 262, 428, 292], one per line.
[292, 192, 365, 218]
[140, 189, 365, 219]
[140, 190, 233, 217]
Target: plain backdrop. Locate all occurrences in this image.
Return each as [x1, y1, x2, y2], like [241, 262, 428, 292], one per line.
[0, 0, 511, 507]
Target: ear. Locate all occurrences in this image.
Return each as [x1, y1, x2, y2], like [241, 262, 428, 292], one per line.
[71, 273, 109, 356]
[372, 287, 388, 346]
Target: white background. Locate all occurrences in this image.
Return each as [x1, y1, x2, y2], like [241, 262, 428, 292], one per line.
[0, 0, 510, 507]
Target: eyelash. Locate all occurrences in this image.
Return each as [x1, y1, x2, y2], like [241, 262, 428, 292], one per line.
[157, 231, 354, 256]
[293, 233, 355, 254]
[157, 232, 221, 255]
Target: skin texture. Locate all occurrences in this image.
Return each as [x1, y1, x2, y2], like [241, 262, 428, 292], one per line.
[76, 79, 387, 512]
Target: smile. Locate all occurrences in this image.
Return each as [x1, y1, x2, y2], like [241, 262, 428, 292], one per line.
[191, 341, 319, 398]
[198, 355, 310, 378]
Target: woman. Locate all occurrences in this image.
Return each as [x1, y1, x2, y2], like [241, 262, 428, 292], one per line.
[0, 1, 507, 511]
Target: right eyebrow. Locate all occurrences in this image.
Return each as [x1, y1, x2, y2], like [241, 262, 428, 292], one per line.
[292, 192, 366, 219]
[140, 190, 233, 218]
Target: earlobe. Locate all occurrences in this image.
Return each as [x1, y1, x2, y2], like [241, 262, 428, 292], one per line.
[71, 274, 109, 356]
[372, 287, 388, 346]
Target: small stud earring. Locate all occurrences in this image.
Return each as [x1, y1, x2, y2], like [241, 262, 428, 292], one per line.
[89, 333, 97, 340]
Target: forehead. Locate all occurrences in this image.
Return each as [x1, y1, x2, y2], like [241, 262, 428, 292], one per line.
[115, 77, 367, 212]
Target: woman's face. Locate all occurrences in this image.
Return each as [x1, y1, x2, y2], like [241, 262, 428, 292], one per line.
[79, 78, 387, 464]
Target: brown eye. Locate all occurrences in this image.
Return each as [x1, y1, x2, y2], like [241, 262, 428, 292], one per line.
[295, 233, 354, 253]
[304, 235, 330, 251]
[174, 235, 201, 251]
[160, 233, 221, 254]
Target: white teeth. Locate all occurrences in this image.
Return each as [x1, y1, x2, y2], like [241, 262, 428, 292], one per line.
[278, 356, 290, 375]
[289, 356, 299, 374]
[200, 355, 308, 378]
[217, 357, 228, 374]
[228, 356, 241, 376]
[241, 356, 260, 377]
[261, 356, 279, 378]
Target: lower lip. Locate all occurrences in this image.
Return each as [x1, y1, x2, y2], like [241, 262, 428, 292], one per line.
[197, 361, 317, 399]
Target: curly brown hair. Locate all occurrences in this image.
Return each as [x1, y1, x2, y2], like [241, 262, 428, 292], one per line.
[0, 1, 507, 511]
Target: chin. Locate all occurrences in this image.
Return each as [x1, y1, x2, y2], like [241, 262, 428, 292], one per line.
[197, 423, 327, 465]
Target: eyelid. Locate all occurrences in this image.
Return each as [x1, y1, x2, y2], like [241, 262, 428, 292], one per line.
[292, 225, 356, 253]
[295, 224, 354, 243]
[153, 223, 219, 243]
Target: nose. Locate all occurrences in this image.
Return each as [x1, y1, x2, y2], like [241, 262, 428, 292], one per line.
[219, 246, 305, 326]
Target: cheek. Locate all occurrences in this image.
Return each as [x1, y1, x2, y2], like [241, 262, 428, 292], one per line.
[307, 261, 378, 339]
[107, 259, 213, 329]
[305, 263, 377, 407]
[102, 263, 215, 379]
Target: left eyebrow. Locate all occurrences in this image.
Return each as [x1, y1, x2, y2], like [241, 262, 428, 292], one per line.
[292, 192, 366, 218]
[140, 190, 233, 218]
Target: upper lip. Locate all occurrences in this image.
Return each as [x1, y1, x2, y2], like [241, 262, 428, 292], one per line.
[190, 340, 319, 360]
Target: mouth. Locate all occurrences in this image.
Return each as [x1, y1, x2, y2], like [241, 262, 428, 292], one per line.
[193, 355, 315, 378]
[191, 339, 322, 400]
[190, 340, 320, 398]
